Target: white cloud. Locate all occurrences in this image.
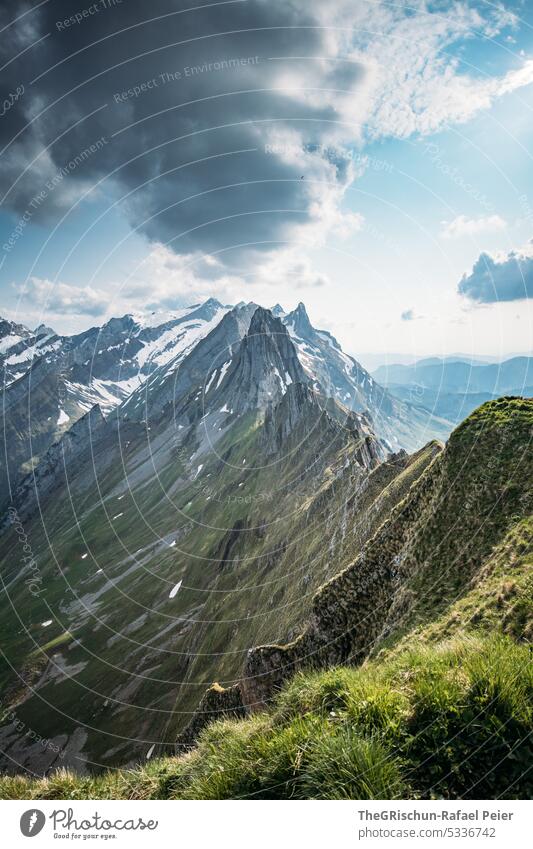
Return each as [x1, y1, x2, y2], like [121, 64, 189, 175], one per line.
[332, 3, 532, 141]
[440, 214, 507, 239]
[119, 243, 331, 312]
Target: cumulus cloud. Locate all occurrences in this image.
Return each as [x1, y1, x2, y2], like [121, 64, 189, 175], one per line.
[0, 0, 529, 313]
[400, 308, 424, 321]
[119, 243, 330, 310]
[440, 214, 507, 239]
[18, 277, 108, 316]
[458, 246, 533, 303]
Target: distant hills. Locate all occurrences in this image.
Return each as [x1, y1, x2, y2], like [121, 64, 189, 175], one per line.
[373, 355, 532, 422]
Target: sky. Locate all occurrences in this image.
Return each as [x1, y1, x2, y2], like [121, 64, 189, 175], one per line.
[0, 0, 532, 359]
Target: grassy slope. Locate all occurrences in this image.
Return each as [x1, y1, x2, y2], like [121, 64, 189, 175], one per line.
[2, 398, 531, 799]
[2, 632, 530, 800]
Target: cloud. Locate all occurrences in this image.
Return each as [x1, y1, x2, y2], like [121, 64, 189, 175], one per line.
[18, 277, 108, 316]
[440, 214, 507, 239]
[0, 0, 528, 292]
[120, 243, 330, 311]
[400, 308, 424, 321]
[458, 246, 533, 303]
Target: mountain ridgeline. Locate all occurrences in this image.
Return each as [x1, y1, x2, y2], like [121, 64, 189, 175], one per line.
[0, 299, 450, 510]
[0, 299, 531, 799]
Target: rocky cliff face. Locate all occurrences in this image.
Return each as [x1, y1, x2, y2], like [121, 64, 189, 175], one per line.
[121, 301, 257, 422]
[212, 307, 309, 415]
[6, 405, 109, 524]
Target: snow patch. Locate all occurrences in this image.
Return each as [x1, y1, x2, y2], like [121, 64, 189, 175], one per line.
[205, 368, 218, 393]
[216, 359, 231, 388]
[169, 580, 182, 598]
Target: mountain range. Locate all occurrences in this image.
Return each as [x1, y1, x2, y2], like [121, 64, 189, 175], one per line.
[374, 355, 533, 423]
[0, 299, 452, 510]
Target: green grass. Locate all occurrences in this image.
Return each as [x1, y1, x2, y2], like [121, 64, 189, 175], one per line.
[2, 633, 530, 800]
[1, 397, 530, 796]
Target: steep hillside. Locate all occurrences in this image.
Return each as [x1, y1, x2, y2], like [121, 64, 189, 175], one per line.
[0, 308, 440, 776]
[0, 401, 530, 798]
[238, 398, 533, 704]
[4, 632, 528, 800]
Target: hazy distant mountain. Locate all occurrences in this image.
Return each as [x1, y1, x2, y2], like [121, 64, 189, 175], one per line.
[358, 351, 532, 371]
[374, 356, 533, 394]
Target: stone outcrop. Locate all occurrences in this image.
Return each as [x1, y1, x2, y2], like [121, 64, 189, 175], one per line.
[175, 684, 246, 751]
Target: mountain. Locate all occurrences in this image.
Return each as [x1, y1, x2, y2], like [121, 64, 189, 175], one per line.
[373, 356, 533, 425]
[0, 305, 442, 776]
[0, 299, 454, 512]
[0, 300, 229, 508]
[359, 351, 530, 371]
[1, 398, 530, 800]
[374, 355, 533, 395]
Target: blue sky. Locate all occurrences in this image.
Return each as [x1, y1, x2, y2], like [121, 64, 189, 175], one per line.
[1, 0, 532, 358]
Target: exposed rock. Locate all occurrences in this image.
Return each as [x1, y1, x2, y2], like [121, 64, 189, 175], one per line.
[212, 307, 309, 414]
[176, 684, 246, 751]
[4, 405, 108, 525]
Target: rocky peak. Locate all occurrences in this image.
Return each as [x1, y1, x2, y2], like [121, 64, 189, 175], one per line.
[0, 317, 32, 340]
[213, 307, 308, 413]
[34, 323, 55, 338]
[285, 301, 314, 339]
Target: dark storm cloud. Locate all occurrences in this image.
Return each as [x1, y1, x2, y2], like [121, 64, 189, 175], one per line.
[0, 0, 364, 264]
[458, 249, 533, 303]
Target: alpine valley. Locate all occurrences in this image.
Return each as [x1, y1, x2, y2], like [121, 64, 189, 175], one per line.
[0, 299, 531, 800]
